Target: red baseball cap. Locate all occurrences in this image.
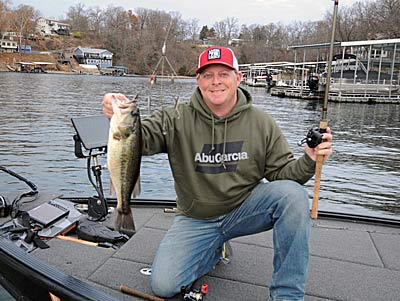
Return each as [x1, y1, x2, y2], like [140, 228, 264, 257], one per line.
[196, 47, 239, 74]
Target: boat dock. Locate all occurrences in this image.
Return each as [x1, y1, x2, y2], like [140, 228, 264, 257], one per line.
[15, 61, 55, 73]
[1, 191, 400, 301]
[270, 86, 323, 100]
[270, 85, 400, 103]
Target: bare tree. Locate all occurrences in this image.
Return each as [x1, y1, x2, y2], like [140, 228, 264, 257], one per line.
[212, 17, 239, 45]
[238, 24, 252, 41]
[213, 20, 227, 42]
[87, 6, 104, 38]
[134, 7, 150, 31]
[0, 0, 13, 40]
[100, 6, 136, 65]
[12, 4, 39, 51]
[368, 0, 400, 38]
[225, 17, 239, 43]
[336, 4, 358, 41]
[184, 18, 199, 41]
[66, 3, 89, 33]
[169, 11, 185, 42]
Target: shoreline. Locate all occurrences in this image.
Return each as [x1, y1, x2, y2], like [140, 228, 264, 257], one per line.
[0, 68, 196, 78]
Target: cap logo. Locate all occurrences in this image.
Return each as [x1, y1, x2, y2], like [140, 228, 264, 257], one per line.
[208, 49, 221, 60]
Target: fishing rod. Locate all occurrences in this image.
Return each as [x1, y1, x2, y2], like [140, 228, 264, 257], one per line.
[311, 0, 339, 219]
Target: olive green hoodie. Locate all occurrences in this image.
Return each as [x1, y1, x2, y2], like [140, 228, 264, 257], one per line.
[141, 86, 316, 219]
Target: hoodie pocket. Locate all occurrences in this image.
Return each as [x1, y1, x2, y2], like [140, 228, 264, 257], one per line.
[181, 196, 245, 220]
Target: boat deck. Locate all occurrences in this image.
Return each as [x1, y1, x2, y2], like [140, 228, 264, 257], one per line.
[1, 192, 400, 301]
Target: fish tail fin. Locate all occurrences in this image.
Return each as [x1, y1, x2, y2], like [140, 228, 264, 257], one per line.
[114, 207, 136, 233]
[132, 176, 141, 198]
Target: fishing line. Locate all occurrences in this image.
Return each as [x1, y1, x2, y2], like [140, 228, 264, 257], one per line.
[147, 20, 180, 134]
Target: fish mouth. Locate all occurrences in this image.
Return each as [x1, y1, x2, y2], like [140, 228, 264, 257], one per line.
[116, 99, 138, 111]
[117, 103, 135, 109]
[112, 95, 138, 108]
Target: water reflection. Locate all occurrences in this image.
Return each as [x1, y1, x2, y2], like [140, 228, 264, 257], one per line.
[0, 73, 399, 219]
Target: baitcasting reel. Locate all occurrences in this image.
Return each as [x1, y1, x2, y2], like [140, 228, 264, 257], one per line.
[298, 127, 325, 148]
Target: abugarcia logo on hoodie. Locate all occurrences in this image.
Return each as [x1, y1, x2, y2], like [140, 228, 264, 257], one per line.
[194, 141, 248, 174]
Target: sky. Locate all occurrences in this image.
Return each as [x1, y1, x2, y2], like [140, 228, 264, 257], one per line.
[11, 0, 362, 27]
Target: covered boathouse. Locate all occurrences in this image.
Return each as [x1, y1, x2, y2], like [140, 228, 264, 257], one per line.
[270, 38, 400, 103]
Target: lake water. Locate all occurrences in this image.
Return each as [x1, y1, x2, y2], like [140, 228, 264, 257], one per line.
[0, 72, 399, 220]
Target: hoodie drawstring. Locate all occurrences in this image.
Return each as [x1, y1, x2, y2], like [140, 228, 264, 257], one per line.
[208, 114, 228, 170]
[209, 114, 215, 154]
[221, 118, 228, 169]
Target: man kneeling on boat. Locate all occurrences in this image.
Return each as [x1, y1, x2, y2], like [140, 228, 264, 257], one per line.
[102, 46, 333, 301]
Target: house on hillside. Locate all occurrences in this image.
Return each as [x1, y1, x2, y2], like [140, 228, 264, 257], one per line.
[36, 18, 70, 36]
[0, 39, 18, 53]
[18, 45, 31, 54]
[73, 47, 113, 68]
[228, 38, 244, 47]
[2, 32, 19, 38]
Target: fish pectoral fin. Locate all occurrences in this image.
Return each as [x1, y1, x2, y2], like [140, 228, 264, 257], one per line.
[117, 126, 132, 139]
[132, 176, 141, 198]
[112, 132, 122, 140]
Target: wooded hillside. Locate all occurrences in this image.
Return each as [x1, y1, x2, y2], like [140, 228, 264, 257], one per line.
[1, 0, 400, 75]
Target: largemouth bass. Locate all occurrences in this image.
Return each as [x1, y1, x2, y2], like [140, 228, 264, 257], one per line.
[107, 95, 142, 234]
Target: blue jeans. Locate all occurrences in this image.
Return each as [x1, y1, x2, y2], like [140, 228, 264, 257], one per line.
[151, 180, 311, 301]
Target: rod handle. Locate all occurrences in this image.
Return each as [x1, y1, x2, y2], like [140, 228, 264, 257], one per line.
[311, 155, 324, 219]
[56, 235, 98, 247]
[119, 285, 165, 301]
[311, 120, 328, 219]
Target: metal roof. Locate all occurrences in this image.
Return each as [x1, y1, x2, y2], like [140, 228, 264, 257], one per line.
[75, 47, 113, 55]
[341, 38, 400, 47]
[287, 42, 341, 50]
[288, 38, 400, 50]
